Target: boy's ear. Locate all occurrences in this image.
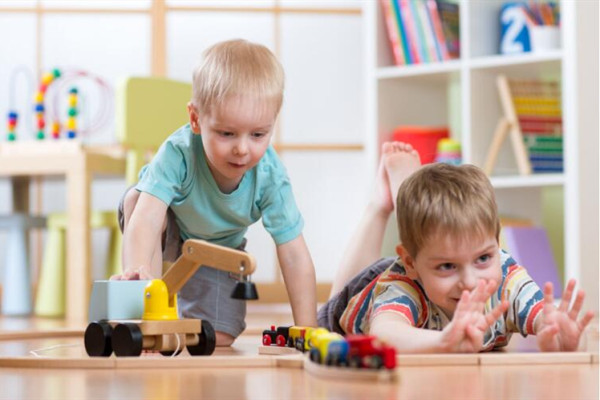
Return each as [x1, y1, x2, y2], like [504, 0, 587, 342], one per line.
[396, 244, 418, 280]
[187, 102, 201, 134]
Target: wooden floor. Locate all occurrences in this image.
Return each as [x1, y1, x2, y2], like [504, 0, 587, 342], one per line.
[0, 305, 597, 400]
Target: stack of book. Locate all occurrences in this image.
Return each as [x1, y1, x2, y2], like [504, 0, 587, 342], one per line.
[380, 0, 460, 66]
[511, 79, 563, 173]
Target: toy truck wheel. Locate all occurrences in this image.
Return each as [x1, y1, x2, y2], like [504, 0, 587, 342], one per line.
[84, 321, 113, 357]
[262, 334, 272, 346]
[276, 334, 286, 347]
[187, 320, 216, 356]
[112, 323, 143, 357]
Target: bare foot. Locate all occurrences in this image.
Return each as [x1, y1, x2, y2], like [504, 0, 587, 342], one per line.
[372, 142, 396, 214]
[384, 142, 421, 210]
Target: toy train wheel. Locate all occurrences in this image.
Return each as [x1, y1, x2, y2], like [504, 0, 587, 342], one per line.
[84, 320, 113, 357]
[262, 334, 272, 346]
[309, 348, 321, 364]
[369, 355, 384, 369]
[276, 334, 286, 347]
[349, 355, 361, 368]
[187, 320, 216, 356]
[287, 337, 294, 348]
[112, 323, 143, 357]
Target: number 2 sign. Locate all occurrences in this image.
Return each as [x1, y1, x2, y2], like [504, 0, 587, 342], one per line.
[500, 3, 531, 54]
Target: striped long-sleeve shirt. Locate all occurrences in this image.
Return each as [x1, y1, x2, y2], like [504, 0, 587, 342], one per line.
[339, 250, 544, 350]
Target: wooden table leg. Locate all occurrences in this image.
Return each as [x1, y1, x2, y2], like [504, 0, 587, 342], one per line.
[11, 177, 30, 213]
[66, 155, 91, 323]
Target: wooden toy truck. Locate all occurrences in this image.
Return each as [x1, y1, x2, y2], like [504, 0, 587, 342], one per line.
[84, 239, 256, 357]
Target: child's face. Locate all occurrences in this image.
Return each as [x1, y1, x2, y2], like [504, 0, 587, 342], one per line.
[397, 232, 502, 318]
[188, 96, 276, 193]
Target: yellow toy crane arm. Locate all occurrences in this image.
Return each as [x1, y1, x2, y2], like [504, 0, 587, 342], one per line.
[161, 239, 256, 299]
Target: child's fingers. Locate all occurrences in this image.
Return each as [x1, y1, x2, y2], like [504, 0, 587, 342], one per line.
[537, 323, 559, 351]
[558, 279, 576, 312]
[469, 280, 488, 306]
[579, 311, 595, 332]
[568, 290, 586, 320]
[484, 300, 509, 328]
[543, 282, 556, 307]
[457, 290, 471, 309]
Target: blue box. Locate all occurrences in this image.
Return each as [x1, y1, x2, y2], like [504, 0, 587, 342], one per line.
[88, 280, 150, 322]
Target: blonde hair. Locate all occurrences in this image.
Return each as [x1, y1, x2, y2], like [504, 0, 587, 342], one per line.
[192, 39, 284, 117]
[396, 163, 500, 258]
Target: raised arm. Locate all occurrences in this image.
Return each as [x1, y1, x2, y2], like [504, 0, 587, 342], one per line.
[371, 280, 508, 353]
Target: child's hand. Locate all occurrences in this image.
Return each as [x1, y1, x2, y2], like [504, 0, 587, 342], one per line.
[441, 280, 509, 353]
[110, 266, 155, 281]
[536, 279, 594, 352]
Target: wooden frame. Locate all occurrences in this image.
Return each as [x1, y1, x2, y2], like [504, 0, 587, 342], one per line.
[483, 75, 532, 176]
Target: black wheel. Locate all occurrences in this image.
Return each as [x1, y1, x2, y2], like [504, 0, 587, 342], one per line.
[112, 323, 143, 357]
[369, 355, 384, 369]
[287, 337, 294, 348]
[349, 355, 362, 368]
[84, 321, 113, 357]
[187, 320, 216, 356]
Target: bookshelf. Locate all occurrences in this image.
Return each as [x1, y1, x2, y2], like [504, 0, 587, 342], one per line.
[364, 0, 598, 306]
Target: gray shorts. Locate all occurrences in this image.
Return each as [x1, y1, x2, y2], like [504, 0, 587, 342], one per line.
[118, 185, 247, 338]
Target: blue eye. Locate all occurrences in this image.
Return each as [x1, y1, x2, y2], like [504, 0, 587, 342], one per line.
[219, 131, 234, 137]
[477, 254, 491, 263]
[252, 132, 266, 138]
[438, 263, 455, 271]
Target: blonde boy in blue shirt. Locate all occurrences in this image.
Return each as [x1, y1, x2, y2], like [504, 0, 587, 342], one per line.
[115, 39, 317, 346]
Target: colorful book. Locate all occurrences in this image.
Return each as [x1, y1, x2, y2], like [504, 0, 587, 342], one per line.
[399, 0, 421, 63]
[436, 0, 460, 59]
[502, 226, 562, 297]
[380, 0, 406, 65]
[392, 0, 413, 64]
[416, 0, 441, 62]
[426, 0, 450, 61]
[408, 0, 430, 63]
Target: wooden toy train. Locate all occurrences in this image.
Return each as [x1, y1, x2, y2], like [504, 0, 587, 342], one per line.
[84, 239, 257, 357]
[263, 325, 396, 370]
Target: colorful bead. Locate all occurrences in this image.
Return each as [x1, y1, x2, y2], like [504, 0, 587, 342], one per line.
[7, 133, 16, 141]
[67, 131, 76, 139]
[41, 72, 54, 85]
[52, 68, 61, 78]
[36, 130, 45, 140]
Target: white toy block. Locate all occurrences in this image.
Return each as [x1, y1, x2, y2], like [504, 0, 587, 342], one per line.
[88, 280, 150, 322]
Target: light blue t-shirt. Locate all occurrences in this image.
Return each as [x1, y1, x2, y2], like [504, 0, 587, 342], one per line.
[136, 124, 303, 248]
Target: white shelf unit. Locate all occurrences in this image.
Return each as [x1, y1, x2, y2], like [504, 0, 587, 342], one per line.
[364, 0, 581, 284]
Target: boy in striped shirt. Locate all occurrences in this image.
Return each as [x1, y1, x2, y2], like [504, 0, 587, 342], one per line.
[318, 142, 593, 353]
